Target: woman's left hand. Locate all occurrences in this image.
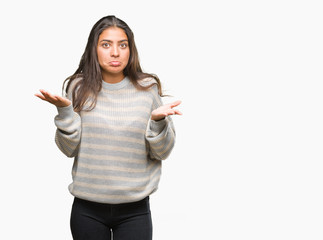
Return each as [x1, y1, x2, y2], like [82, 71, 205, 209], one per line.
[151, 100, 182, 121]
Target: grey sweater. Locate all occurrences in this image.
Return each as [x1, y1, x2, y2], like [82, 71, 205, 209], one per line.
[54, 76, 176, 204]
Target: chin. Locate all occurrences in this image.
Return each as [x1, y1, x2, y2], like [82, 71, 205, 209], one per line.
[106, 67, 123, 74]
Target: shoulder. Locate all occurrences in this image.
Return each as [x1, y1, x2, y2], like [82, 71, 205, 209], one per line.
[68, 77, 83, 91]
[137, 77, 158, 88]
[70, 76, 82, 87]
[65, 76, 83, 99]
[139, 78, 163, 102]
[137, 77, 160, 97]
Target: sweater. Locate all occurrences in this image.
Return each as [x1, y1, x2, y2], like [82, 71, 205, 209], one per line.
[54, 76, 176, 204]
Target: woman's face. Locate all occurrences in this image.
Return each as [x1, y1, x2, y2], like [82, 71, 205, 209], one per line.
[97, 27, 130, 80]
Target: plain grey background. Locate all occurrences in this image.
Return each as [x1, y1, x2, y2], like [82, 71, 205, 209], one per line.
[0, 0, 322, 239]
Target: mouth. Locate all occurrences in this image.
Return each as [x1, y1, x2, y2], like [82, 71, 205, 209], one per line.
[109, 61, 121, 67]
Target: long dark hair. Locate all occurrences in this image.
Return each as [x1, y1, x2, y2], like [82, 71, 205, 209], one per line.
[63, 15, 163, 112]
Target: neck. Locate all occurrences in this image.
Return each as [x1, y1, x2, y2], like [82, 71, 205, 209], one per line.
[101, 71, 125, 84]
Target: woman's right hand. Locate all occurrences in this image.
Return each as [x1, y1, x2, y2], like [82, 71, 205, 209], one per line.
[35, 89, 71, 108]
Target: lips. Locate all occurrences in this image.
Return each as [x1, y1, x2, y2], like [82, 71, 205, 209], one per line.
[109, 61, 121, 67]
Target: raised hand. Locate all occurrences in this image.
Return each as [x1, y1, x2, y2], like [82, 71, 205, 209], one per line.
[35, 89, 71, 108]
[151, 100, 182, 121]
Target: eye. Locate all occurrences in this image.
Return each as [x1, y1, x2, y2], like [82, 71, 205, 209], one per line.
[102, 43, 110, 48]
[120, 43, 128, 49]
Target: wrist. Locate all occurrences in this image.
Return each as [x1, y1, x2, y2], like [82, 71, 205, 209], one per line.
[151, 116, 165, 121]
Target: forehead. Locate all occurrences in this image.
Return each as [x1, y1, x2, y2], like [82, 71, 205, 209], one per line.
[98, 27, 128, 41]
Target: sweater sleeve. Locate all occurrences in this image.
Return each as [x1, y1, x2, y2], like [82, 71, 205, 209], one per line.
[145, 85, 176, 160]
[54, 104, 81, 157]
[54, 79, 82, 157]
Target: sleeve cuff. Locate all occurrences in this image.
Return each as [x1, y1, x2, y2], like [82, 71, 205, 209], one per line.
[56, 104, 75, 119]
[149, 117, 168, 134]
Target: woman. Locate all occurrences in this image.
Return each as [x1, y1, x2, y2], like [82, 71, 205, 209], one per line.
[35, 15, 181, 240]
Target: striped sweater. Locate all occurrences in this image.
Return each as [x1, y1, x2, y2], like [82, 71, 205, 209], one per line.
[54, 76, 176, 204]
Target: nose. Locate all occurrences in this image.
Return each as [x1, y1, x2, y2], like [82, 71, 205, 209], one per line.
[111, 45, 119, 57]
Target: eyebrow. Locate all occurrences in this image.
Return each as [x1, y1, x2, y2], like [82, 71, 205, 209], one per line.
[100, 39, 128, 43]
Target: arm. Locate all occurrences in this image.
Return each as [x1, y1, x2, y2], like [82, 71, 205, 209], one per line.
[35, 88, 81, 157]
[146, 117, 176, 160]
[54, 104, 81, 157]
[145, 85, 182, 160]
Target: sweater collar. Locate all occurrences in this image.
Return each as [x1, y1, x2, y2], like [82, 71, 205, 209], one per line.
[102, 76, 130, 90]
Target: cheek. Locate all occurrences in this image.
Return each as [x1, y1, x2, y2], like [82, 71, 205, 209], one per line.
[97, 49, 103, 64]
[97, 48, 108, 64]
[124, 51, 130, 64]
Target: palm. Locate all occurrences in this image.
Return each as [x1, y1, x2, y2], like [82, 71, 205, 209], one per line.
[151, 100, 182, 121]
[35, 89, 71, 108]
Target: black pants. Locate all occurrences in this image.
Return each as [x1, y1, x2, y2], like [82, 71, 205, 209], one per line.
[70, 196, 153, 240]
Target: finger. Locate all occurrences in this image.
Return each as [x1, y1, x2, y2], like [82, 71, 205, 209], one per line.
[39, 89, 49, 96]
[164, 109, 182, 117]
[34, 93, 46, 101]
[174, 109, 183, 115]
[165, 109, 176, 116]
[41, 90, 55, 99]
[35, 90, 54, 102]
[41, 90, 60, 103]
[170, 100, 182, 108]
[38, 89, 51, 99]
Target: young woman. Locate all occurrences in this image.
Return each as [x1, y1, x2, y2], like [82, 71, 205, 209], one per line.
[35, 15, 181, 240]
